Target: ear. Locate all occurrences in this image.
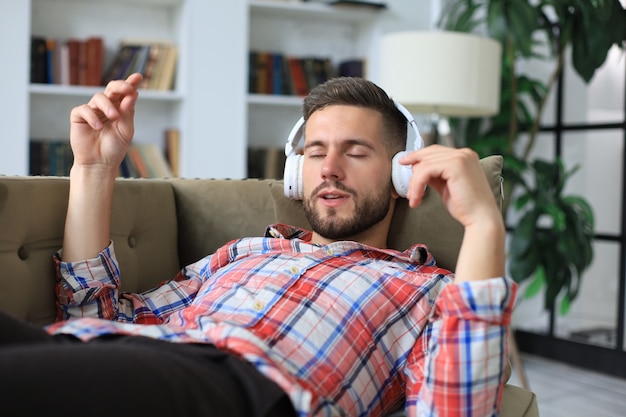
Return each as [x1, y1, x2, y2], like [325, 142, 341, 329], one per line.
[391, 184, 400, 200]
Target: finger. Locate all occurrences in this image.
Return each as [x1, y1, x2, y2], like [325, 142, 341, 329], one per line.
[102, 75, 141, 104]
[70, 103, 106, 130]
[125, 72, 143, 88]
[118, 86, 139, 115]
[86, 92, 120, 120]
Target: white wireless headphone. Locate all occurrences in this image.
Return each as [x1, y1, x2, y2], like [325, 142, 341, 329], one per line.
[283, 101, 424, 200]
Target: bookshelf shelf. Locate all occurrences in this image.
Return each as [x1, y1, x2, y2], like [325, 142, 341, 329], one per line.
[29, 84, 184, 102]
[249, 0, 380, 22]
[247, 94, 303, 107]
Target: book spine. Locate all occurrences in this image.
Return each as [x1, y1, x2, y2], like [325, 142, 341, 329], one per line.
[164, 128, 180, 177]
[30, 36, 48, 84]
[85, 37, 104, 86]
[288, 57, 309, 96]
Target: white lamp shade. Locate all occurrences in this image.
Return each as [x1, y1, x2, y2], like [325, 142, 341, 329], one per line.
[378, 31, 502, 117]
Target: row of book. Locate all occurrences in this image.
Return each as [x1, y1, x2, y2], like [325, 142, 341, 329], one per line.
[248, 52, 365, 96]
[30, 36, 178, 91]
[247, 147, 287, 179]
[104, 41, 178, 91]
[29, 129, 180, 178]
[249, 52, 331, 96]
[31, 36, 104, 86]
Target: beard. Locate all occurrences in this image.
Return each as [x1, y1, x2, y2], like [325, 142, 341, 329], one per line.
[303, 180, 392, 240]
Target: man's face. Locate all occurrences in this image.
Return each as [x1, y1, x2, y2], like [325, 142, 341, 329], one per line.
[301, 105, 397, 241]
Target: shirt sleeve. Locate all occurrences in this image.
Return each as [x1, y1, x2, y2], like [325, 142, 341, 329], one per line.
[404, 277, 517, 417]
[54, 242, 209, 324]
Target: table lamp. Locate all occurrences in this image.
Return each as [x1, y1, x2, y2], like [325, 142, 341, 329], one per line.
[378, 31, 502, 146]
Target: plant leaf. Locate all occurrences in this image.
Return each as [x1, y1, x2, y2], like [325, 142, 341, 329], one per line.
[524, 267, 545, 298]
[560, 294, 571, 315]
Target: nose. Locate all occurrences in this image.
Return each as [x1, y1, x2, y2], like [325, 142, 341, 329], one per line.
[321, 151, 344, 181]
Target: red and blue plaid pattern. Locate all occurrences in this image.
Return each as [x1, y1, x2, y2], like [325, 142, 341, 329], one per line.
[50, 224, 516, 417]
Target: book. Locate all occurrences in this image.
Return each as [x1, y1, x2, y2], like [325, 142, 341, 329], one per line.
[121, 143, 174, 178]
[30, 36, 48, 84]
[77, 40, 88, 86]
[66, 39, 82, 85]
[141, 143, 174, 177]
[103, 44, 141, 84]
[302, 57, 318, 93]
[248, 51, 258, 94]
[45, 38, 56, 84]
[127, 145, 150, 178]
[155, 44, 178, 91]
[164, 128, 180, 177]
[85, 37, 104, 86]
[58, 41, 70, 85]
[247, 147, 286, 179]
[139, 44, 162, 89]
[338, 58, 364, 78]
[254, 51, 272, 94]
[287, 56, 309, 96]
[29, 140, 73, 176]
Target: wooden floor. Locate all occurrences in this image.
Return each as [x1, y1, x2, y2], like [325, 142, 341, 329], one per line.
[509, 353, 626, 417]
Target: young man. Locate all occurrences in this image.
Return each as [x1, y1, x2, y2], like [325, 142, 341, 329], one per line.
[0, 74, 514, 417]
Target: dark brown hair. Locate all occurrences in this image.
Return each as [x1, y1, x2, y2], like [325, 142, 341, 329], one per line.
[302, 77, 407, 156]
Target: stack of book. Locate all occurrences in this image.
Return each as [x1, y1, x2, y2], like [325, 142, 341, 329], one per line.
[30, 130, 179, 178]
[29, 140, 74, 176]
[30, 36, 178, 90]
[120, 143, 174, 178]
[249, 52, 333, 96]
[247, 147, 286, 179]
[30, 36, 104, 86]
[104, 40, 178, 91]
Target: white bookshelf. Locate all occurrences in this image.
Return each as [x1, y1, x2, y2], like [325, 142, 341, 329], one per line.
[1, 0, 247, 178]
[0, 0, 430, 178]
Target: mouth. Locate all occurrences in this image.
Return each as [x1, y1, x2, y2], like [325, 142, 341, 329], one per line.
[317, 189, 351, 208]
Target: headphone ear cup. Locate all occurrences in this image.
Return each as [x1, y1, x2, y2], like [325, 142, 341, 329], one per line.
[391, 151, 412, 198]
[283, 154, 304, 200]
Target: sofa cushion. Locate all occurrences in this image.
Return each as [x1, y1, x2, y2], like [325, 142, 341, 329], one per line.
[110, 179, 180, 294]
[171, 178, 278, 267]
[269, 155, 503, 272]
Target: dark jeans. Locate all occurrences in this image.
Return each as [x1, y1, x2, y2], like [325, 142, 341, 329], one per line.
[0, 310, 296, 417]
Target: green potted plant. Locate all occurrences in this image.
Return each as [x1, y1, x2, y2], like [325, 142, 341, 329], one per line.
[508, 158, 594, 314]
[438, 0, 625, 312]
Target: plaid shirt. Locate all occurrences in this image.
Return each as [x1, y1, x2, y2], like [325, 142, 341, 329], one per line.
[49, 224, 516, 417]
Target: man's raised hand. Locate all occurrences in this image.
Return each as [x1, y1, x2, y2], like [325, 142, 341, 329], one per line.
[69, 73, 142, 172]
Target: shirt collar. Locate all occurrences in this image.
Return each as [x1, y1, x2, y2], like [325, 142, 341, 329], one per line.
[264, 223, 435, 266]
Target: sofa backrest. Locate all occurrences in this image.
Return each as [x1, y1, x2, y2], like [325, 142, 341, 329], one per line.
[0, 155, 502, 326]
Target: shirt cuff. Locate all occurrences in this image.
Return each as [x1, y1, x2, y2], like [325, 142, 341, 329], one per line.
[55, 241, 119, 292]
[436, 277, 517, 325]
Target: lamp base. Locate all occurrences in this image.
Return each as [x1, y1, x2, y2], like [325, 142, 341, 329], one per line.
[422, 114, 455, 147]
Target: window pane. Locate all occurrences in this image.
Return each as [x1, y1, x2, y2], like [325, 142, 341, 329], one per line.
[564, 44, 625, 125]
[562, 130, 624, 235]
[554, 241, 620, 349]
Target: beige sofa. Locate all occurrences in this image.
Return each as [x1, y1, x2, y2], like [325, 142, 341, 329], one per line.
[0, 155, 538, 417]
